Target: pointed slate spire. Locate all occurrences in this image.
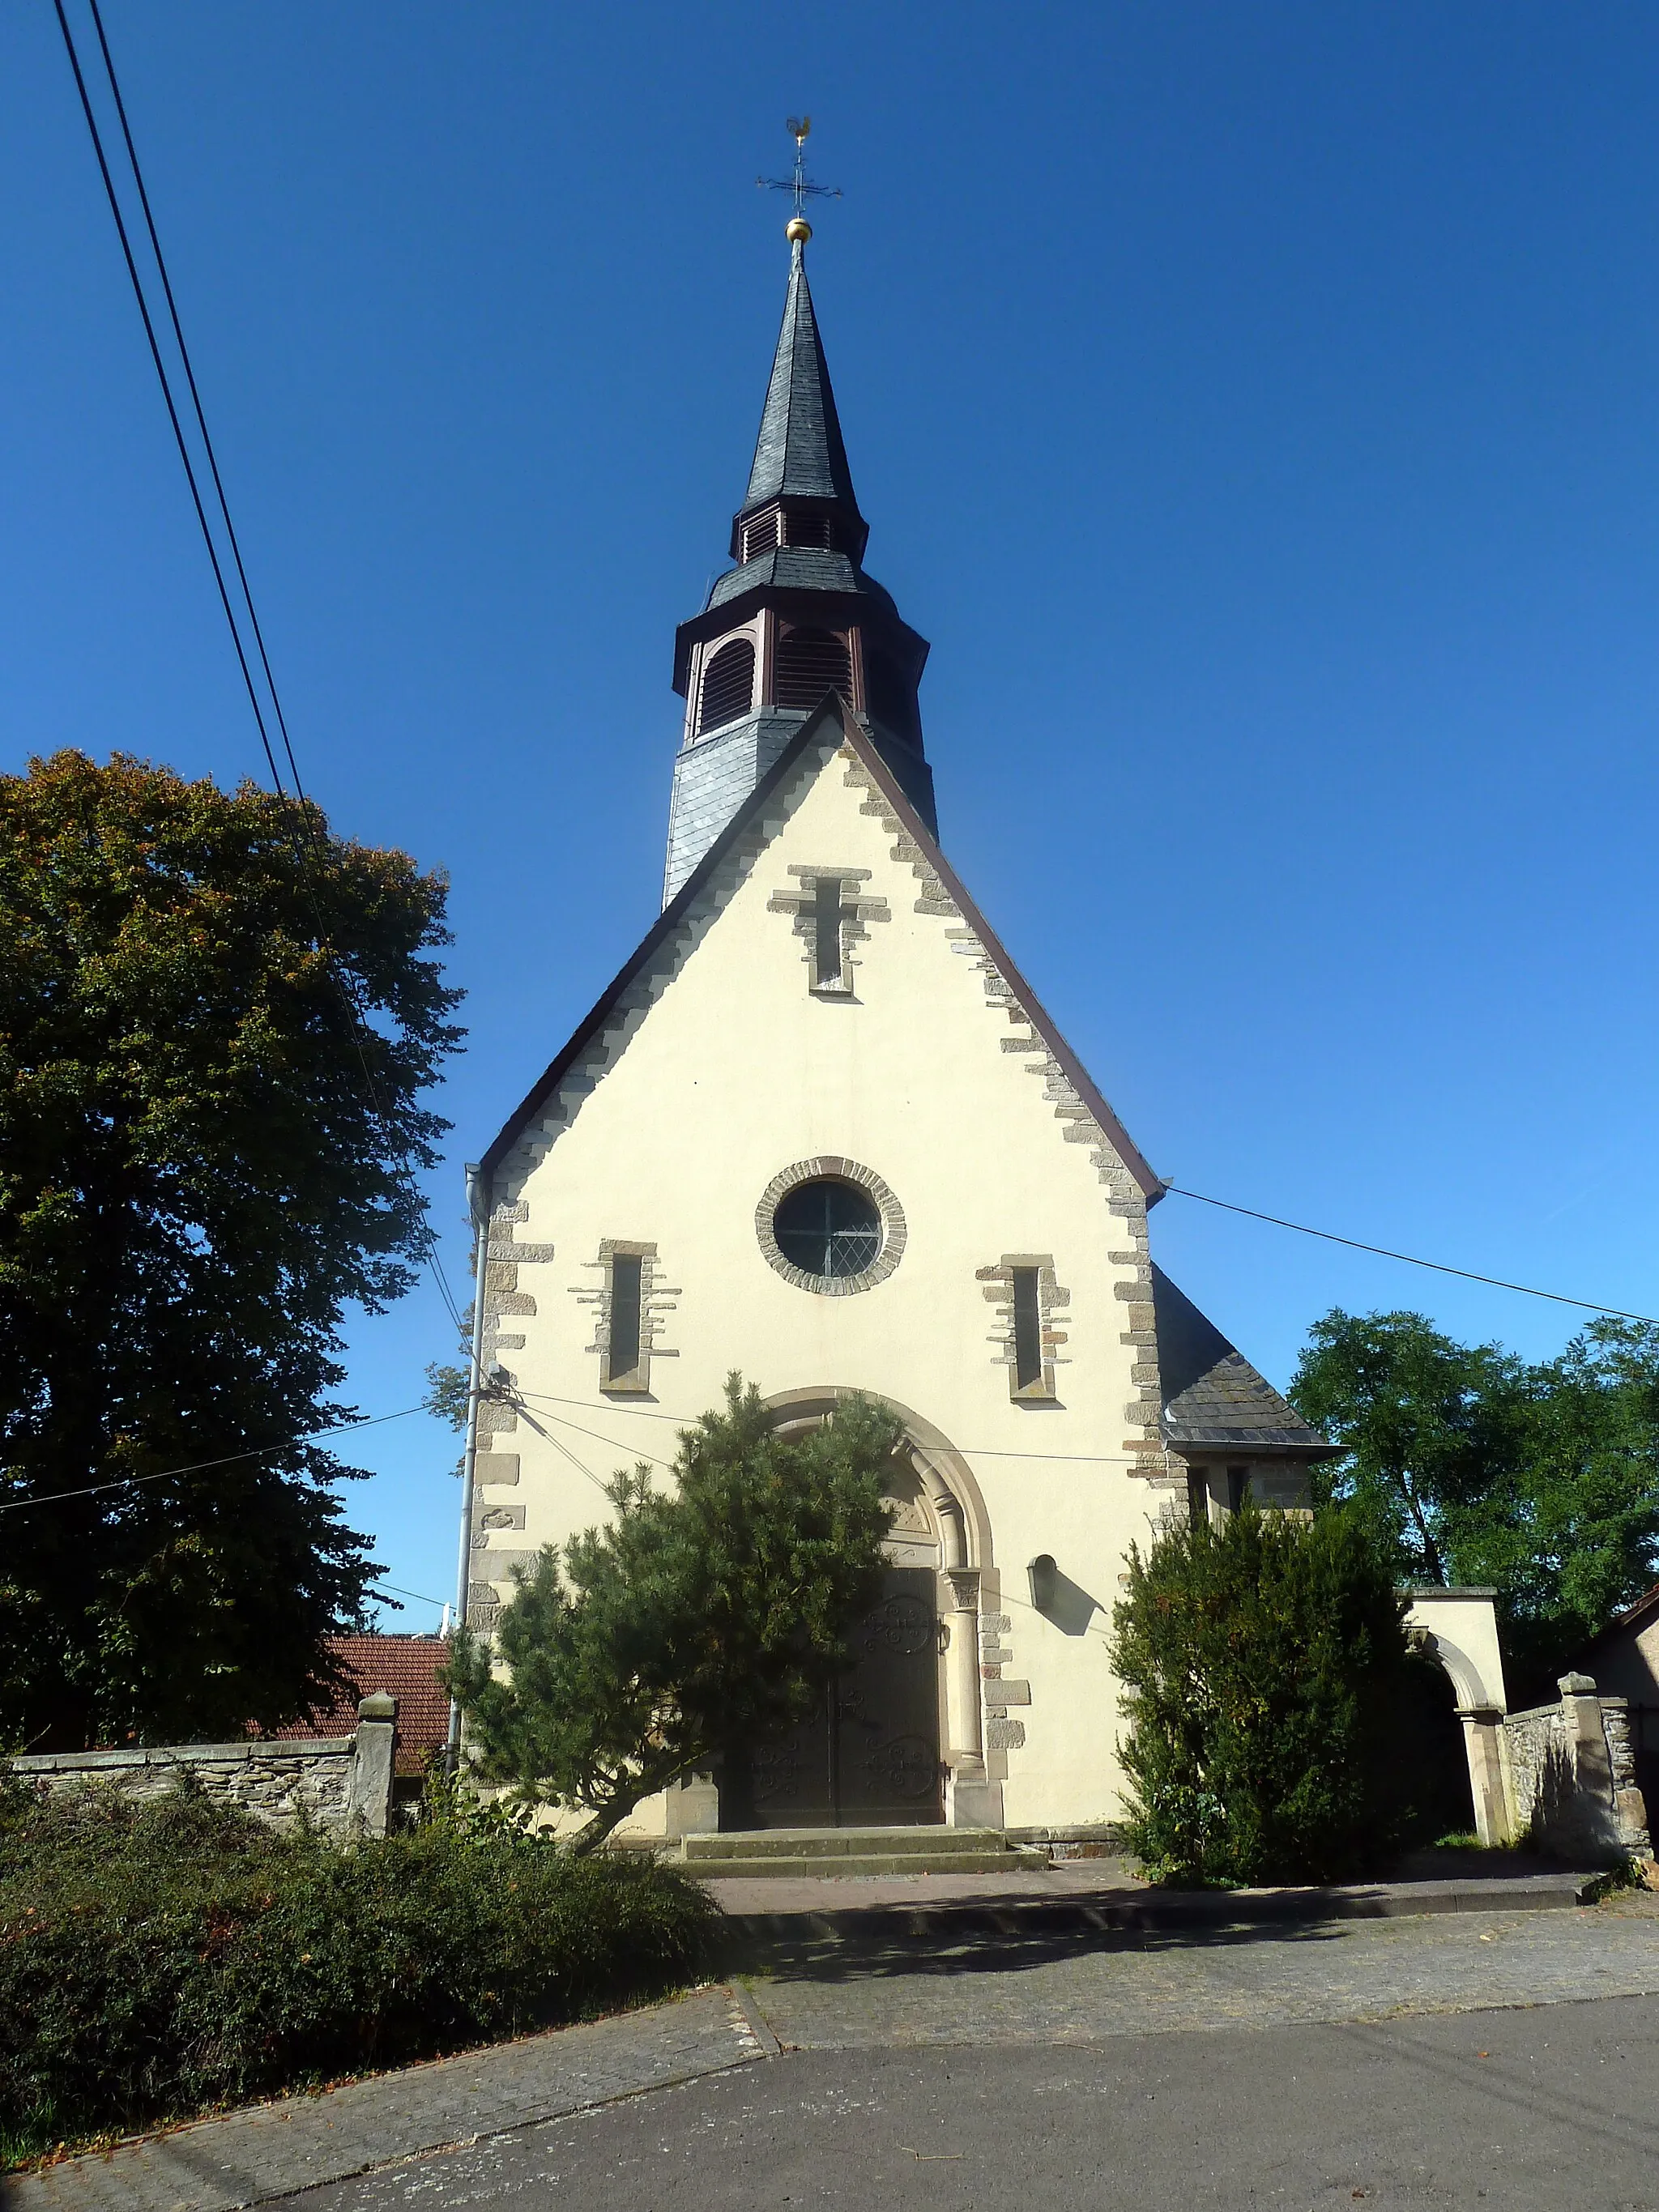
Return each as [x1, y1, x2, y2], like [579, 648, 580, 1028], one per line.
[741, 237, 864, 525]
[666, 228, 933, 904]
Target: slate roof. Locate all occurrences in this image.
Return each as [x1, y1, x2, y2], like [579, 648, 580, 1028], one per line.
[480, 693, 1162, 1201]
[706, 546, 899, 614]
[1154, 1265, 1337, 1455]
[742, 237, 863, 519]
[274, 1634, 450, 1775]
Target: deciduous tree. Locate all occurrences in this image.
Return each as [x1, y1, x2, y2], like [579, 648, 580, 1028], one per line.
[0, 751, 463, 1749]
[1289, 1308, 1659, 1696]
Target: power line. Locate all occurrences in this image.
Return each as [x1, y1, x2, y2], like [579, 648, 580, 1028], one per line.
[1162, 1187, 1659, 1328]
[83, 0, 305, 803]
[0, 1404, 429, 1515]
[370, 1579, 450, 1611]
[51, 0, 290, 802]
[507, 1387, 1149, 1468]
[53, 1, 470, 1347]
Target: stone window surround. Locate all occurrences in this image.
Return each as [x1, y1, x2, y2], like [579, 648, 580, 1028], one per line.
[977, 1252, 1069, 1404]
[766, 863, 890, 996]
[755, 1157, 906, 1298]
[576, 1238, 679, 1396]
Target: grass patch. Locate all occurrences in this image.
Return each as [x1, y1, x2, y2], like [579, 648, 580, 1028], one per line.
[0, 1775, 719, 2168]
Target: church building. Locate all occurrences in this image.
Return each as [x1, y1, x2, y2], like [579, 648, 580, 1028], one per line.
[463, 219, 1335, 1837]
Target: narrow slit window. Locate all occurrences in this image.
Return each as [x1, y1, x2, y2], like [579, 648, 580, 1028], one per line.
[812, 877, 845, 988]
[1226, 1466, 1249, 1513]
[606, 1253, 643, 1387]
[1187, 1469, 1209, 1532]
[1012, 1268, 1043, 1393]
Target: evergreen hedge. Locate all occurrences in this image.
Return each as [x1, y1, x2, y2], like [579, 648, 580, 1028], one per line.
[0, 1778, 719, 2167]
[1111, 1502, 1430, 1886]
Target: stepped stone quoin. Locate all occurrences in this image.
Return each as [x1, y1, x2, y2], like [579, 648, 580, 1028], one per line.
[453, 218, 1522, 1852]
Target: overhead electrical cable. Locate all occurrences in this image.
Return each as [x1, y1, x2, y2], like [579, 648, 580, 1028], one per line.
[53, 0, 471, 1345]
[51, 0, 289, 802]
[83, 0, 305, 799]
[0, 1404, 429, 1515]
[1162, 1187, 1659, 1328]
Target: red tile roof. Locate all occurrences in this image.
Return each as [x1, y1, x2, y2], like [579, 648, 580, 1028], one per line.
[275, 1634, 452, 1773]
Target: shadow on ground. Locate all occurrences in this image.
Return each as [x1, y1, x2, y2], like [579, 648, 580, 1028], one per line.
[727, 1903, 1354, 1984]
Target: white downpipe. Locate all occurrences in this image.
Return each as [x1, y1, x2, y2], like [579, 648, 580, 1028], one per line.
[446, 1160, 492, 1768]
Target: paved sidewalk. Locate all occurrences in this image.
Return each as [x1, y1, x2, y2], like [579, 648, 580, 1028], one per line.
[4, 1987, 765, 2212]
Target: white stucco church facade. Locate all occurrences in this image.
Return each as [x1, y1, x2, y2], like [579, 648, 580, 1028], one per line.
[458, 228, 1441, 1839]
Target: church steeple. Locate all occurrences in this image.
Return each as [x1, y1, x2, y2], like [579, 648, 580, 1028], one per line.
[735, 233, 866, 558]
[664, 228, 935, 906]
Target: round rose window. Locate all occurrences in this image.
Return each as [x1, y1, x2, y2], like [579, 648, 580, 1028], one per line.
[773, 1177, 882, 1281]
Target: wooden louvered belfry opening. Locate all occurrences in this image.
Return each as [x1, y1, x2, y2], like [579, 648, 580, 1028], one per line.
[782, 511, 833, 549]
[697, 636, 757, 735]
[774, 624, 851, 711]
[741, 510, 779, 563]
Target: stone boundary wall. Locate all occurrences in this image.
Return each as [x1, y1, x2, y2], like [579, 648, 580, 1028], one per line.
[1504, 1673, 1651, 1865]
[6, 1693, 399, 1841]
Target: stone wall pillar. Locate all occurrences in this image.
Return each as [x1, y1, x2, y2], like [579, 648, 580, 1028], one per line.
[345, 1693, 398, 1839]
[1559, 1673, 1651, 1857]
[664, 1772, 720, 1836]
[1460, 1706, 1516, 1847]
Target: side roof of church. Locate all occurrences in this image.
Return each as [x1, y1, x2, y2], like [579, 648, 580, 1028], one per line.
[1153, 1266, 1334, 1457]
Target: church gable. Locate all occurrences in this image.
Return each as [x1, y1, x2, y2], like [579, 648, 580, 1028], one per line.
[478, 694, 1172, 1471]
[482, 697, 1159, 1211]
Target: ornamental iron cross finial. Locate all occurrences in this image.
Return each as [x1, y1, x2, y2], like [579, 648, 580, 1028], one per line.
[757, 115, 842, 233]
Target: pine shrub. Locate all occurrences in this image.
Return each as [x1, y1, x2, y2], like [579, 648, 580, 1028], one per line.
[1111, 1503, 1419, 1886]
[0, 1778, 718, 2166]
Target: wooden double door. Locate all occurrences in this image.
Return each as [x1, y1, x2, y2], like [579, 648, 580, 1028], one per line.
[727, 1568, 944, 1828]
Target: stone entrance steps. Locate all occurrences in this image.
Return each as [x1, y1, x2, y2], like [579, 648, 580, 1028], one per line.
[676, 1825, 1048, 1879]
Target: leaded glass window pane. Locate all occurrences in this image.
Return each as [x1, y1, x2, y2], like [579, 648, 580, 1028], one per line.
[774, 1178, 881, 1280]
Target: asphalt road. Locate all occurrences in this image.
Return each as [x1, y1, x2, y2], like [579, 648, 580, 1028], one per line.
[296, 1992, 1659, 2212]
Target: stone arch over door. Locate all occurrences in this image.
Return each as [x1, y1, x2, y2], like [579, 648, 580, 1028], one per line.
[1403, 1588, 1517, 1846]
[765, 1387, 998, 1827]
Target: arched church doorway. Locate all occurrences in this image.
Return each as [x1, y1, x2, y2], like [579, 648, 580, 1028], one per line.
[719, 1392, 991, 1831]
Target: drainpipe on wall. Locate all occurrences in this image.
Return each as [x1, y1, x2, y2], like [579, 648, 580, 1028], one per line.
[446, 1159, 492, 1771]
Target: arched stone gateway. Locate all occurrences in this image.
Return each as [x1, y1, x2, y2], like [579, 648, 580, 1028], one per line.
[1401, 1587, 1516, 1846]
[719, 1388, 994, 1831]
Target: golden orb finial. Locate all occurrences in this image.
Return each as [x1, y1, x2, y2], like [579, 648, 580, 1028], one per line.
[786, 215, 812, 244]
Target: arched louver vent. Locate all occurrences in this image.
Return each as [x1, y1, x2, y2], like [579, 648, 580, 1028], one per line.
[774, 625, 851, 710]
[741, 511, 779, 563]
[863, 646, 920, 745]
[697, 637, 756, 735]
[783, 512, 833, 550]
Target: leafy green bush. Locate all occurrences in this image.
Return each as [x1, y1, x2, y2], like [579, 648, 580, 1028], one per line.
[0, 1776, 719, 2165]
[1111, 1503, 1423, 1886]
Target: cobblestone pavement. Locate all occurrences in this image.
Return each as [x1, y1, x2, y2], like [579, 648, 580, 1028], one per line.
[12, 1899, 1659, 2212]
[739, 1893, 1659, 2050]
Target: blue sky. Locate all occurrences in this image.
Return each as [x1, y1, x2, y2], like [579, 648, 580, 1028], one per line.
[5, 3, 1658, 1626]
